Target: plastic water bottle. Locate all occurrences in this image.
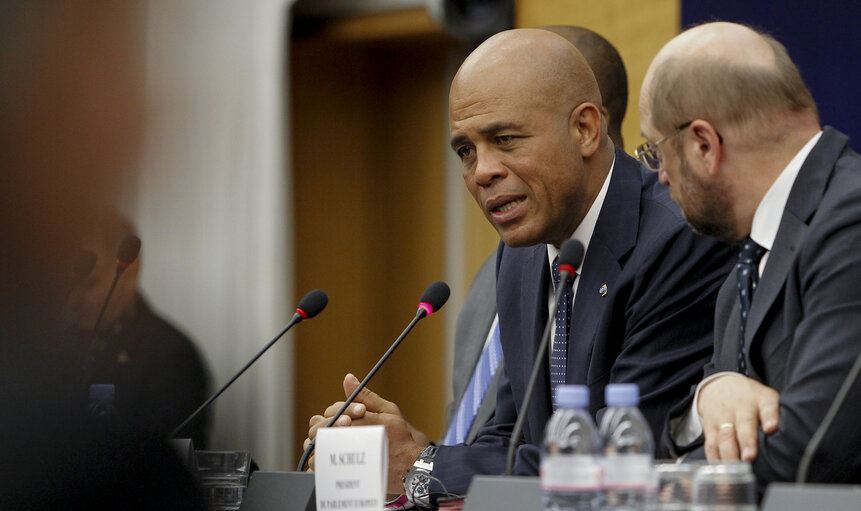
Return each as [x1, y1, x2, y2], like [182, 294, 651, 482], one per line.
[599, 384, 654, 510]
[541, 385, 604, 511]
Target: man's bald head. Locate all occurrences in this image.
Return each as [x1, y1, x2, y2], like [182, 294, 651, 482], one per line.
[451, 29, 602, 120]
[540, 26, 628, 147]
[449, 28, 612, 248]
[642, 22, 817, 142]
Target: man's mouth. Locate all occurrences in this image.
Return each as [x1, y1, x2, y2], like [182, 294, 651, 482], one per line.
[489, 197, 525, 213]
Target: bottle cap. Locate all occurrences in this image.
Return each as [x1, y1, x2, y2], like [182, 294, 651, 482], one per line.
[605, 383, 639, 407]
[555, 385, 589, 409]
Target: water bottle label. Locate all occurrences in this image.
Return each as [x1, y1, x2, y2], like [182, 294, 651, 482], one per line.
[540, 454, 602, 490]
[601, 454, 651, 489]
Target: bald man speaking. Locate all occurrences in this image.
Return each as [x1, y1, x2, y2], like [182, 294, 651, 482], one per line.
[308, 29, 734, 505]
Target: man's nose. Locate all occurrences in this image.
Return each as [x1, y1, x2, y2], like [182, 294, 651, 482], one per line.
[473, 149, 507, 187]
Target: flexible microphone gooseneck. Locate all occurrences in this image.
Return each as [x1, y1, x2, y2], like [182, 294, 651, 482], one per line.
[296, 281, 450, 471]
[91, 234, 142, 334]
[169, 289, 329, 439]
[505, 239, 585, 476]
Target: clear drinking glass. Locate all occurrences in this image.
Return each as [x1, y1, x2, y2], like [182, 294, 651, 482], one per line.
[650, 461, 699, 510]
[194, 450, 252, 511]
[692, 462, 756, 511]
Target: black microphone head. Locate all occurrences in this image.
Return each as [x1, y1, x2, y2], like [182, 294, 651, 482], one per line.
[418, 281, 450, 316]
[116, 234, 142, 269]
[558, 239, 585, 273]
[296, 289, 328, 319]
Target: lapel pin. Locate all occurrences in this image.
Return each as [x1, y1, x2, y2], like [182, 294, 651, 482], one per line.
[599, 284, 608, 296]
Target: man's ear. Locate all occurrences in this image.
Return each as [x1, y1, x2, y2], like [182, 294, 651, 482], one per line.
[688, 119, 723, 176]
[570, 102, 602, 158]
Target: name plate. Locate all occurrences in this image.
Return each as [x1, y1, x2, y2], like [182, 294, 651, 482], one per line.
[315, 425, 388, 511]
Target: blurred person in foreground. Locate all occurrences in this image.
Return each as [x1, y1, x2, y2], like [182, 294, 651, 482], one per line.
[643, 22, 861, 486]
[305, 28, 734, 504]
[0, 1, 202, 508]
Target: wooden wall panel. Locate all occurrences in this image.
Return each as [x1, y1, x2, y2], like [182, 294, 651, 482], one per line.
[291, 26, 460, 456]
[516, 0, 681, 154]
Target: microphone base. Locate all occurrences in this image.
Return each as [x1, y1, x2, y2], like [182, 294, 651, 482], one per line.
[761, 482, 861, 511]
[462, 475, 540, 511]
[239, 471, 315, 511]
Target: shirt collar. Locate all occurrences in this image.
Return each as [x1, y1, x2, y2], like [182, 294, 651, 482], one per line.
[547, 154, 615, 272]
[750, 131, 822, 250]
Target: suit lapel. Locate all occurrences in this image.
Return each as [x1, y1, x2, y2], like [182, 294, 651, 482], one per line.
[569, 149, 641, 384]
[745, 128, 848, 355]
[518, 245, 552, 439]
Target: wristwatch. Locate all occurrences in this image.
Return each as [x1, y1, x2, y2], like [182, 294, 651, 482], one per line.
[403, 445, 437, 509]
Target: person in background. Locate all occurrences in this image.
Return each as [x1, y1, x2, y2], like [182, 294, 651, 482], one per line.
[66, 210, 211, 448]
[643, 21, 861, 486]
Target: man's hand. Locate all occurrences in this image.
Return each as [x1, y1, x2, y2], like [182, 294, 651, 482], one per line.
[698, 373, 780, 462]
[303, 373, 430, 495]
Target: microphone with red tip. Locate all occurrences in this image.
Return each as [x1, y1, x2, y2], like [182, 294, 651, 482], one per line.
[92, 234, 142, 333]
[170, 289, 329, 439]
[296, 281, 450, 471]
[505, 239, 585, 475]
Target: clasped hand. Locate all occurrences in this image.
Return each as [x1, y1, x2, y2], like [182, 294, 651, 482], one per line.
[303, 373, 429, 495]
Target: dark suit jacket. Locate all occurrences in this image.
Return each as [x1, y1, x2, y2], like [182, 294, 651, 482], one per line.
[662, 127, 861, 485]
[445, 253, 500, 445]
[432, 148, 735, 495]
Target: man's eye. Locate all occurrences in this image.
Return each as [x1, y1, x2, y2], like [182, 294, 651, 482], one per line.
[496, 135, 514, 145]
[456, 146, 474, 160]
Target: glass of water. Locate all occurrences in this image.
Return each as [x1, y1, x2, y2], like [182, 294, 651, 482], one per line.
[194, 450, 252, 511]
[651, 461, 699, 510]
[692, 461, 756, 511]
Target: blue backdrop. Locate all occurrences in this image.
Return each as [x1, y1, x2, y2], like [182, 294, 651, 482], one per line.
[682, 1, 861, 148]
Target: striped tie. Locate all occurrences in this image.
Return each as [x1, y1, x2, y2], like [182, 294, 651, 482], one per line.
[442, 319, 502, 445]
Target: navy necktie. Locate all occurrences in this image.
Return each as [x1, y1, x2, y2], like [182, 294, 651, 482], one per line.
[550, 256, 574, 406]
[736, 236, 766, 375]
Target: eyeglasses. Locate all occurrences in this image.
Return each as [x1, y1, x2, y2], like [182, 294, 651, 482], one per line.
[635, 121, 693, 171]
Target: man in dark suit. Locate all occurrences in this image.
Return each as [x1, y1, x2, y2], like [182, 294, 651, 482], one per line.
[306, 25, 632, 453]
[643, 22, 861, 485]
[307, 28, 734, 502]
[444, 25, 631, 447]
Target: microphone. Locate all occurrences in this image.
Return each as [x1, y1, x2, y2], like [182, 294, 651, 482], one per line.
[296, 281, 450, 471]
[91, 234, 142, 333]
[505, 239, 585, 476]
[796, 347, 861, 482]
[170, 289, 328, 439]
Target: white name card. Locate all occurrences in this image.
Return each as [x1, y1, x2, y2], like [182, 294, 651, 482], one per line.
[315, 425, 388, 511]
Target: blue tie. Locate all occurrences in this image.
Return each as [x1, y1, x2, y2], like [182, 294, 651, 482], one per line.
[442, 320, 502, 445]
[736, 236, 766, 375]
[550, 256, 573, 407]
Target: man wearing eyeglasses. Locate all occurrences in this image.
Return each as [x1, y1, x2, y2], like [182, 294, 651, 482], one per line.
[643, 22, 861, 485]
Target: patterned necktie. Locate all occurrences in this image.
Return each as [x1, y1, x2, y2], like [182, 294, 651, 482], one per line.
[441, 320, 502, 445]
[550, 256, 574, 407]
[736, 236, 766, 375]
